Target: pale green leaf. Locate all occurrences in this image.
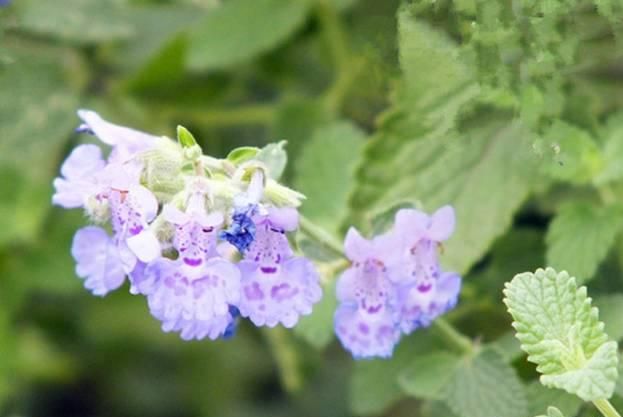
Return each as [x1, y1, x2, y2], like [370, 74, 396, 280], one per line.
[504, 268, 619, 401]
[256, 141, 287, 180]
[442, 349, 528, 417]
[293, 121, 365, 234]
[187, 0, 310, 71]
[595, 295, 623, 342]
[546, 202, 623, 283]
[16, 0, 133, 44]
[595, 112, 623, 185]
[398, 351, 461, 399]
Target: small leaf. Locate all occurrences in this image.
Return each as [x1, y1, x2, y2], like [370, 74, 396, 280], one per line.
[256, 141, 287, 180]
[546, 202, 623, 283]
[187, 0, 310, 71]
[504, 268, 619, 401]
[177, 125, 198, 148]
[227, 146, 260, 165]
[399, 351, 461, 399]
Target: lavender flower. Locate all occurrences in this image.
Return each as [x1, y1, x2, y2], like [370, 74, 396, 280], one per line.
[391, 206, 461, 334]
[52, 144, 106, 209]
[237, 207, 322, 328]
[334, 228, 402, 359]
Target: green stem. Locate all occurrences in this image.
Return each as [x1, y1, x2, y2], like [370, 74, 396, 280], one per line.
[263, 327, 302, 393]
[299, 215, 345, 258]
[594, 399, 623, 417]
[432, 317, 473, 355]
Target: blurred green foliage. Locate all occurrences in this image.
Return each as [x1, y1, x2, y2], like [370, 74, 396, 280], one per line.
[1, 0, 623, 416]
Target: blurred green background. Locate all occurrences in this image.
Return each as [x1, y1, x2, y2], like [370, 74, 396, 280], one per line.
[2, 0, 623, 416]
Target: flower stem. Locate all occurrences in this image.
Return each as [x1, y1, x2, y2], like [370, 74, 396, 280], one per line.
[298, 215, 345, 258]
[594, 399, 623, 417]
[432, 317, 473, 355]
[263, 327, 302, 393]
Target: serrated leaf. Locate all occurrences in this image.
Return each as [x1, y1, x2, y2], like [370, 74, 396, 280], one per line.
[0, 46, 78, 246]
[348, 10, 538, 274]
[546, 202, 623, 283]
[399, 351, 461, 400]
[16, 0, 133, 44]
[293, 121, 365, 234]
[442, 349, 528, 417]
[256, 141, 287, 180]
[527, 381, 583, 417]
[504, 268, 619, 401]
[187, 0, 310, 71]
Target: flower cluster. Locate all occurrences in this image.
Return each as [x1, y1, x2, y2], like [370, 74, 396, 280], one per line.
[53, 110, 322, 340]
[334, 206, 461, 359]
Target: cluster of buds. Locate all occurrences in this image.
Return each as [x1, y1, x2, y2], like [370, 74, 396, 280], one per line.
[53, 110, 322, 340]
[334, 207, 461, 358]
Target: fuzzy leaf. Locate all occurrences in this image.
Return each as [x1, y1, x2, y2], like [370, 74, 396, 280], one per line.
[504, 268, 619, 401]
[256, 141, 287, 180]
[527, 381, 582, 417]
[595, 295, 623, 342]
[546, 202, 623, 283]
[187, 0, 310, 71]
[399, 351, 461, 399]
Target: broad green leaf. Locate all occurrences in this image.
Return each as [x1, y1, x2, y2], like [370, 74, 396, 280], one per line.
[293, 280, 337, 349]
[504, 268, 619, 401]
[399, 351, 461, 399]
[487, 331, 524, 363]
[546, 202, 623, 283]
[293, 121, 365, 234]
[0, 46, 78, 246]
[595, 295, 623, 342]
[527, 381, 583, 417]
[350, 329, 443, 415]
[595, 112, 623, 185]
[539, 121, 603, 185]
[442, 349, 528, 417]
[187, 0, 311, 71]
[16, 0, 133, 44]
[349, 9, 538, 274]
[256, 141, 287, 180]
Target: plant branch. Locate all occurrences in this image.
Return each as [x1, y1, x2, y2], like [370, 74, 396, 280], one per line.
[299, 214, 345, 258]
[432, 317, 474, 355]
[594, 399, 623, 417]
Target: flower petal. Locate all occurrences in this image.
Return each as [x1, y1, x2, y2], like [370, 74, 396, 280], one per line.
[71, 226, 126, 296]
[334, 305, 400, 359]
[343, 227, 373, 261]
[427, 205, 455, 241]
[266, 207, 299, 231]
[126, 230, 161, 263]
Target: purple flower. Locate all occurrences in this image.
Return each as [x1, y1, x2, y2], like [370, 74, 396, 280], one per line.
[76, 109, 158, 163]
[71, 226, 127, 296]
[334, 228, 402, 359]
[237, 207, 322, 328]
[220, 205, 257, 253]
[141, 257, 241, 340]
[52, 144, 106, 209]
[391, 206, 461, 334]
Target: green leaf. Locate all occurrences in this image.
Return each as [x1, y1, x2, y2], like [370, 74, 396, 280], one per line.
[293, 280, 337, 349]
[442, 349, 528, 417]
[546, 202, 623, 283]
[0, 46, 78, 246]
[539, 121, 604, 185]
[16, 0, 133, 44]
[227, 146, 260, 165]
[187, 0, 311, 71]
[349, 9, 537, 274]
[177, 125, 199, 148]
[595, 112, 623, 186]
[527, 381, 583, 417]
[504, 268, 619, 401]
[256, 141, 287, 180]
[595, 295, 623, 342]
[350, 330, 443, 415]
[399, 351, 461, 400]
[293, 121, 365, 234]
